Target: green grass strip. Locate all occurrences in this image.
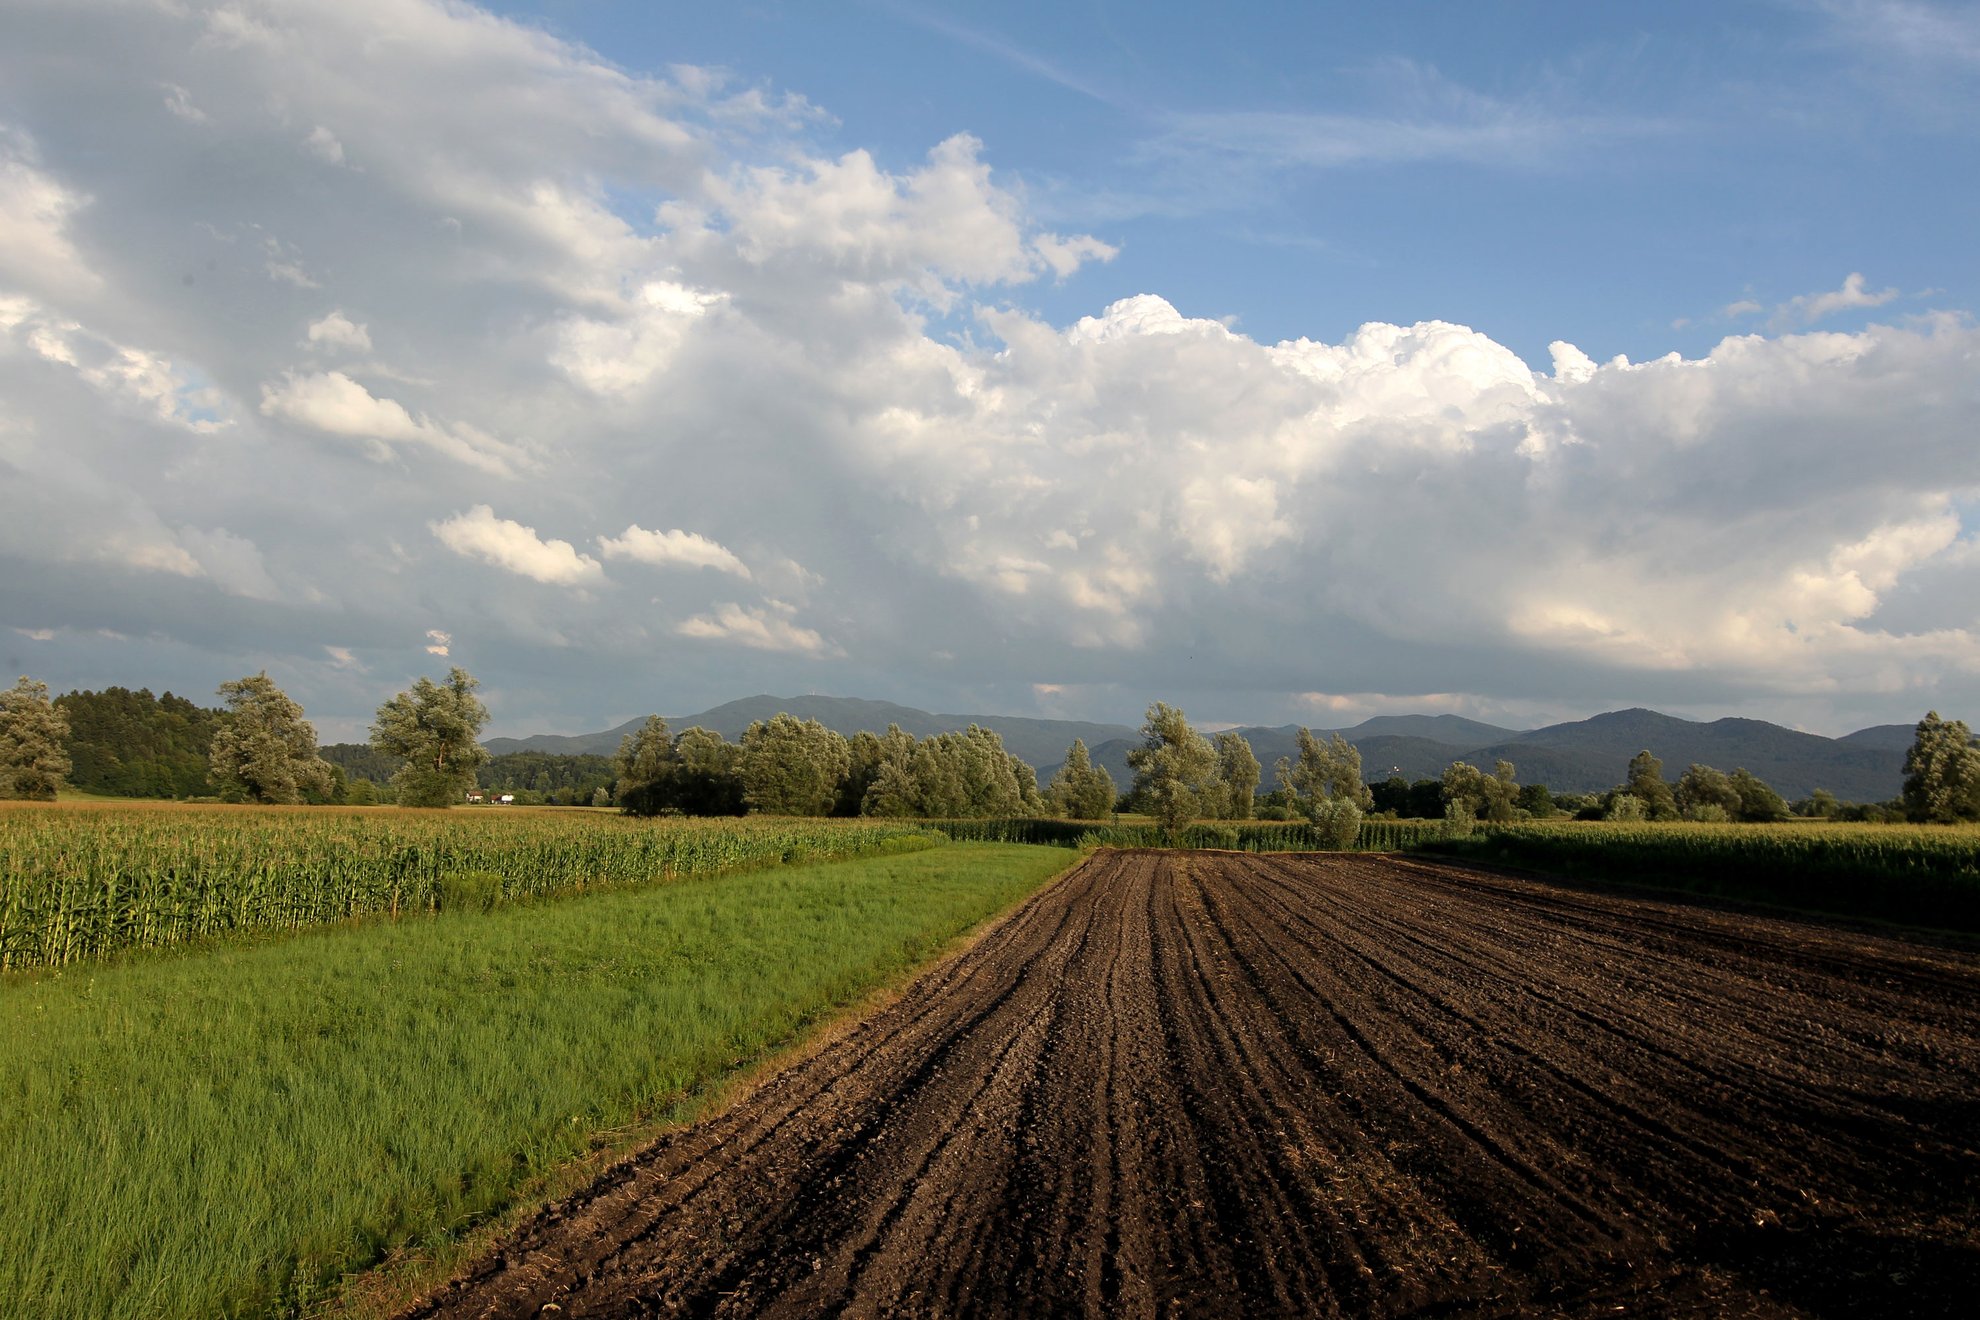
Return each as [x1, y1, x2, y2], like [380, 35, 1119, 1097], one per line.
[0, 843, 1072, 1319]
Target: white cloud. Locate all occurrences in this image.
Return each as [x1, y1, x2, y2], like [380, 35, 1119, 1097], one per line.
[677, 601, 838, 655]
[161, 84, 207, 124]
[0, 0, 1975, 738]
[259, 371, 520, 476]
[1778, 272, 1901, 325]
[431, 504, 603, 585]
[0, 128, 99, 297]
[551, 280, 723, 394]
[306, 310, 371, 352]
[305, 126, 345, 165]
[698, 133, 1112, 292]
[598, 525, 752, 577]
[0, 293, 224, 431]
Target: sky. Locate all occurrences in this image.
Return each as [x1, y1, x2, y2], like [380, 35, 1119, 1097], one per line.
[1, 0, 1977, 742]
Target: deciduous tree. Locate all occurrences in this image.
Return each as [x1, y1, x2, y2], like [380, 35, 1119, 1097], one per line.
[1046, 738, 1117, 820]
[1901, 711, 1980, 824]
[1276, 728, 1373, 818]
[1727, 768, 1790, 822]
[1624, 750, 1679, 821]
[740, 714, 850, 815]
[206, 672, 334, 805]
[1127, 702, 1217, 838]
[614, 715, 674, 816]
[1440, 759, 1518, 821]
[1675, 764, 1740, 821]
[370, 667, 490, 808]
[0, 675, 71, 801]
[1213, 731, 1261, 820]
[671, 726, 747, 815]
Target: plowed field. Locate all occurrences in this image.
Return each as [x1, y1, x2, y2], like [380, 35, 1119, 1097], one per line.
[402, 850, 1980, 1318]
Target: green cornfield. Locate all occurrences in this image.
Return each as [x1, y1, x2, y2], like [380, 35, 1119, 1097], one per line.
[1416, 819, 1980, 932]
[0, 804, 939, 970]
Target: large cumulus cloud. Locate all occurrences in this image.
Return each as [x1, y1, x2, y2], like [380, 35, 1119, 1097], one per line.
[0, 0, 1975, 737]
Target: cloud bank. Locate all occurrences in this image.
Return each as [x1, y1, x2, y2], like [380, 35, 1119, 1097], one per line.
[0, 0, 1975, 738]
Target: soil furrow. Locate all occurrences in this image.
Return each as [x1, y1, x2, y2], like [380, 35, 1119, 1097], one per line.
[401, 850, 1980, 1320]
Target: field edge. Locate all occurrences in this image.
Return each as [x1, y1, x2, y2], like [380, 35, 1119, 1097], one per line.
[323, 847, 1091, 1320]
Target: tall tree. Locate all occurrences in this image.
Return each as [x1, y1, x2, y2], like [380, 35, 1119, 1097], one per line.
[1440, 759, 1518, 822]
[1045, 738, 1117, 820]
[1727, 768, 1790, 822]
[370, 667, 490, 808]
[0, 675, 72, 801]
[1213, 731, 1261, 820]
[207, 673, 335, 804]
[740, 714, 850, 816]
[613, 715, 674, 816]
[671, 726, 747, 815]
[858, 726, 1036, 818]
[1624, 750, 1680, 821]
[1901, 711, 1980, 824]
[1277, 727, 1373, 816]
[1127, 702, 1217, 838]
[1674, 764, 1740, 820]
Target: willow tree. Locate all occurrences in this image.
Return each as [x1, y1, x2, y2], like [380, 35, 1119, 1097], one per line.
[207, 672, 334, 804]
[1903, 711, 1980, 823]
[740, 714, 850, 815]
[1046, 738, 1117, 820]
[1126, 702, 1216, 838]
[0, 675, 71, 801]
[370, 667, 490, 808]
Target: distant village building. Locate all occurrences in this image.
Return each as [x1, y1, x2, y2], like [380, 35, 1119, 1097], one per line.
[466, 791, 485, 804]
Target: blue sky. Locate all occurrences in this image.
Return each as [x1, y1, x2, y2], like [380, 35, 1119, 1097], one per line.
[1, 0, 1977, 742]
[490, 0, 1976, 364]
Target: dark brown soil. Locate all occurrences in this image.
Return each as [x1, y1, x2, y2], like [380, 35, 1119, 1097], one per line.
[399, 850, 1980, 1318]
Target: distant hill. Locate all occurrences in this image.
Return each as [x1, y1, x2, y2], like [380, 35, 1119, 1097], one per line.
[1337, 714, 1522, 746]
[1837, 723, 1916, 751]
[486, 696, 1913, 803]
[483, 694, 1137, 778]
[1479, 709, 1906, 800]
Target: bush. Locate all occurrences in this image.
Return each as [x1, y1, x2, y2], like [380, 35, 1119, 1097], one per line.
[1606, 793, 1646, 822]
[1684, 803, 1731, 823]
[1442, 800, 1475, 838]
[1312, 798, 1364, 849]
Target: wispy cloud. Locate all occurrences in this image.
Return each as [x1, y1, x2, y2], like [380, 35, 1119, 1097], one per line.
[883, 6, 1131, 110]
[1806, 0, 1980, 68]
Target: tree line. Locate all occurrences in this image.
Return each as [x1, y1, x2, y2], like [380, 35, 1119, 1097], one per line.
[4, 674, 1978, 826]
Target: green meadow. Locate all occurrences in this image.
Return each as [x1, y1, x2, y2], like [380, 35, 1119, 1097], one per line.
[0, 842, 1071, 1318]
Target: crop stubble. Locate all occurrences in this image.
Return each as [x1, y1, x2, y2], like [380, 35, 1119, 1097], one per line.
[404, 850, 1980, 1318]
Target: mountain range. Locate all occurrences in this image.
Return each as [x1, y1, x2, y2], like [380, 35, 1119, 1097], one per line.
[485, 696, 1917, 803]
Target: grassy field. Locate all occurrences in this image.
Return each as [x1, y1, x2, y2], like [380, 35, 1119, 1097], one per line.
[1417, 819, 1980, 932]
[0, 803, 939, 969]
[0, 842, 1073, 1319]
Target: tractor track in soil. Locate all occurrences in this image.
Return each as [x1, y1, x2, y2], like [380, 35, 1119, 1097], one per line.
[399, 849, 1980, 1318]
